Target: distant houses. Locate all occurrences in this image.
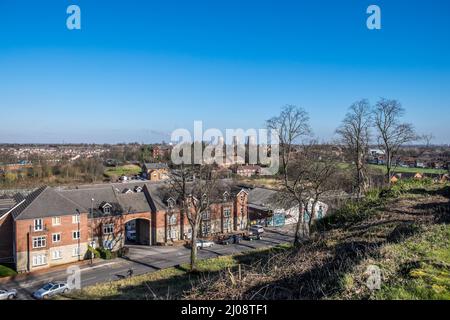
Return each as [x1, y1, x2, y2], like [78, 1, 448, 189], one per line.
[142, 163, 169, 181]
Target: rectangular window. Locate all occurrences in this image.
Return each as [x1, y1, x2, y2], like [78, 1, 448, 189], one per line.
[52, 250, 62, 260]
[201, 211, 210, 220]
[170, 228, 177, 239]
[32, 236, 46, 249]
[72, 215, 80, 224]
[72, 230, 80, 240]
[72, 247, 80, 257]
[168, 214, 177, 225]
[103, 224, 114, 235]
[223, 208, 231, 217]
[34, 219, 43, 231]
[52, 233, 61, 243]
[52, 216, 61, 226]
[223, 218, 232, 232]
[201, 221, 211, 235]
[32, 254, 47, 266]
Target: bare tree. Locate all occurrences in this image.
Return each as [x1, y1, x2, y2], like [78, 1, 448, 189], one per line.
[373, 98, 417, 184]
[336, 99, 371, 198]
[163, 164, 225, 271]
[302, 150, 339, 236]
[266, 105, 311, 245]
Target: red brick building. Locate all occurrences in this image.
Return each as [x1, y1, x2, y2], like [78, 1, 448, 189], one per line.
[0, 181, 248, 272]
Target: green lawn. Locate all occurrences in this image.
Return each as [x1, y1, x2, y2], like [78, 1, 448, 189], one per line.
[368, 164, 446, 175]
[339, 162, 446, 175]
[0, 264, 17, 277]
[104, 164, 142, 178]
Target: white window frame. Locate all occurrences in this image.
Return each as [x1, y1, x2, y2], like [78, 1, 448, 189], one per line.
[52, 216, 61, 226]
[201, 211, 210, 220]
[72, 214, 80, 224]
[223, 208, 231, 217]
[72, 247, 80, 257]
[169, 214, 177, 225]
[52, 250, 62, 260]
[201, 221, 211, 235]
[52, 233, 61, 243]
[32, 236, 46, 249]
[103, 224, 114, 235]
[32, 254, 47, 267]
[72, 230, 80, 240]
[170, 228, 177, 240]
[34, 219, 43, 232]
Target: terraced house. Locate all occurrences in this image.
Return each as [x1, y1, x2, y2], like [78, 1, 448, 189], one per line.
[0, 181, 248, 273]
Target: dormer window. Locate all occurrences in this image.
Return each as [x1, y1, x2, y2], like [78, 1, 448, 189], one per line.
[223, 191, 229, 202]
[167, 198, 175, 208]
[134, 186, 143, 193]
[102, 203, 112, 214]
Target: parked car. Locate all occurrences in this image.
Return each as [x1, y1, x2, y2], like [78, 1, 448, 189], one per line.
[126, 230, 136, 242]
[250, 225, 265, 234]
[243, 231, 261, 241]
[0, 288, 17, 300]
[32, 282, 70, 300]
[195, 239, 215, 249]
[218, 234, 242, 245]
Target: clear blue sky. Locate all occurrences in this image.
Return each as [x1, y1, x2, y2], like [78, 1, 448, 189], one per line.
[0, 0, 449, 144]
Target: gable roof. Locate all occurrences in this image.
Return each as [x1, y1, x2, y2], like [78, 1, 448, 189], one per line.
[143, 163, 169, 170]
[0, 193, 24, 219]
[12, 186, 86, 220]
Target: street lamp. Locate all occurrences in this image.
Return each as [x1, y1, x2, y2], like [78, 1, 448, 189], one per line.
[90, 198, 95, 264]
[76, 209, 81, 261]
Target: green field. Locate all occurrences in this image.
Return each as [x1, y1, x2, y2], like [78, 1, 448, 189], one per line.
[104, 164, 142, 178]
[339, 162, 446, 175]
[368, 164, 446, 175]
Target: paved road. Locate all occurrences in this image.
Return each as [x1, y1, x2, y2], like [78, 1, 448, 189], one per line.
[1, 226, 295, 300]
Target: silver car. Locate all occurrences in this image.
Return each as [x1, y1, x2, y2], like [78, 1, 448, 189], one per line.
[196, 239, 214, 249]
[32, 282, 70, 300]
[0, 288, 17, 300]
[250, 225, 265, 234]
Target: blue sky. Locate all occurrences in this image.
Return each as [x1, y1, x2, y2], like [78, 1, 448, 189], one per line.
[0, 0, 449, 144]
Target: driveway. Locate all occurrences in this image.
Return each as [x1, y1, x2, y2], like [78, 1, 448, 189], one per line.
[1, 225, 295, 300]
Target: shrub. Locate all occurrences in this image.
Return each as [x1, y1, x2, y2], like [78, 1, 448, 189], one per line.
[97, 247, 113, 260]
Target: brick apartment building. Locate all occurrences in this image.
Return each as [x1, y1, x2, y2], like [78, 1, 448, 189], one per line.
[0, 181, 248, 273]
[142, 162, 169, 181]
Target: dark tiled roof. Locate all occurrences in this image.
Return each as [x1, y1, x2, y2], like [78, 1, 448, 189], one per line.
[143, 163, 168, 170]
[12, 186, 86, 220]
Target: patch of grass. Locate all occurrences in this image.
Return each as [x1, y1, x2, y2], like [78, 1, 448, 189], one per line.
[371, 224, 450, 300]
[368, 164, 446, 175]
[0, 264, 17, 277]
[104, 164, 141, 178]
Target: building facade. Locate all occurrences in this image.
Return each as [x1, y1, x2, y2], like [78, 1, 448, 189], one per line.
[0, 181, 249, 273]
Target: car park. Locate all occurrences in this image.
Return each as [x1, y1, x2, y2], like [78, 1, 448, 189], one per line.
[32, 282, 70, 300]
[0, 288, 17, 300]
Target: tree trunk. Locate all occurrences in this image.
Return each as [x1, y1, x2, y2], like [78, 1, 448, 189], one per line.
[190, 224, 198, 271]
[293, 201, 304, 245]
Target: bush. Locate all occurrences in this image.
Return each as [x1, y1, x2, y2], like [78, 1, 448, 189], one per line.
[97, 247, 112, 260]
